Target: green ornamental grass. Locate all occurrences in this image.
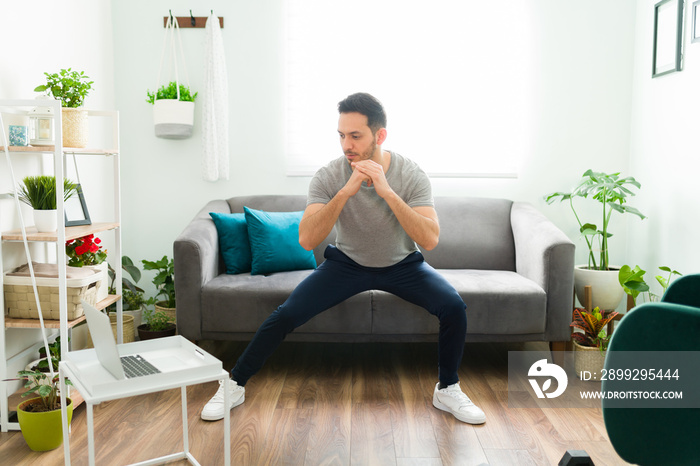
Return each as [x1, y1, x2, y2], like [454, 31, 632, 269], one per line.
[17, 176, 77, 210]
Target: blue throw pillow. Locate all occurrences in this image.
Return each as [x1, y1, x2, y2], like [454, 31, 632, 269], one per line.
[209, 212, 252, 274]
[244, 206, 317, 275]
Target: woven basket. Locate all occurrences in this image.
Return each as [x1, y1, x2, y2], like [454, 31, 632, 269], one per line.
[4, 282, 97, 320]
[61, 108, 88, 148]
[573, 340, 607, 381]
[155, 302, 177, 324]
[86, 314, 135, 348]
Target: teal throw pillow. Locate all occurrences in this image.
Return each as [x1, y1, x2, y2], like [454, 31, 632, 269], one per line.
[244, 206, 317, 275]
[209, 212, 252, 274]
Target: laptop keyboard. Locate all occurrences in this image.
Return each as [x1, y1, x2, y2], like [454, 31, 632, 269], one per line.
[121, 355, 161, 378]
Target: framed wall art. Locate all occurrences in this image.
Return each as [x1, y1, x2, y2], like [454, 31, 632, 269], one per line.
[652, 0, 685, 78]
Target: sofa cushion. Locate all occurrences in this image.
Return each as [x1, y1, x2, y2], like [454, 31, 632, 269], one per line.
[201, 270, 372, 334]
[244, 207, 317, 275]
[209, 212, 252, 274]
[371, 270, 546, 335]
[423, 197, 516, 271]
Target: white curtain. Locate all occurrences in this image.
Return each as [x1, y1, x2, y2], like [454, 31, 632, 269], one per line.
[202, 13, 229, 181]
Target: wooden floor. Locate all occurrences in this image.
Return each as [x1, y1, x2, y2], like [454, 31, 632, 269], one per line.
[0, 340, 630, 465]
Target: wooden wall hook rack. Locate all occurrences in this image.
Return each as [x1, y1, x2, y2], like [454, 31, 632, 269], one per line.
[163, 15, 224, 29]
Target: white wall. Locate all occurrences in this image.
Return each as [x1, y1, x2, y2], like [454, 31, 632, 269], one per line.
[110, 0, 639, 275]
[626, 0, 700, 294]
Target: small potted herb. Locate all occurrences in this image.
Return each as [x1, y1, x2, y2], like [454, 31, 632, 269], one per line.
[146, 81, 197, 139]
[137, 308, 177, 340]
[16, 175, 77, 232]
[142, 255, 176, 323]
[34, 68, 94, 147]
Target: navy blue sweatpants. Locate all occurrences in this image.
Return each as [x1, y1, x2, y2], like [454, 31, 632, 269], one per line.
[231, 245, 467, 387]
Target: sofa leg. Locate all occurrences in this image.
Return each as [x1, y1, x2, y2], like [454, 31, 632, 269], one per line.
[549, 341, 568, 366]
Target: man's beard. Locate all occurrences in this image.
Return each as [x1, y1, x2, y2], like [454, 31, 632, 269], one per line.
[345, 136, 377, 162]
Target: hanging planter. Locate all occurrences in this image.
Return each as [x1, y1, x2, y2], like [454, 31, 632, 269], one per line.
[147, 16, 197, 140]
[152, 96, 195, 139]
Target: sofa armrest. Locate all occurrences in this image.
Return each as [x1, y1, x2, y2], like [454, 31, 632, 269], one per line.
[174, 200, 230, 340]
[511, 202, 575, 341]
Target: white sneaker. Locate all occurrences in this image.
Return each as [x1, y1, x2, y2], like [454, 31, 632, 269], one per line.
[201, 378, 245, 421]
[433, 382, 486, 424]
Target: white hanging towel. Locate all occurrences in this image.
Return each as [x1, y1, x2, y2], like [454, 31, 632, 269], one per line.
[202, 13, 230, 181]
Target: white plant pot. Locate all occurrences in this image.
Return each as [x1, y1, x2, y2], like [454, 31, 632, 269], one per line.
[153, 100, 194, 139]
[33, 209, 57, 233]
[574, 265, 625, 311]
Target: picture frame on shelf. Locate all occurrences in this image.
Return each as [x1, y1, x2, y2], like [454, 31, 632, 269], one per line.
[692, 0, 700, 43]
[64, 184, 91, 226]
[652, 0, 684, 78]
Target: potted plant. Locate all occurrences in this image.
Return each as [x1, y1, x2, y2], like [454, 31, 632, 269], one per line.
[108, 256, 147, 338]
[66, 234, 108, 302]
[146, 81, 197, 139]
[142, 255, 176, 324]
[571, 306, 619, 381]
[545, 170, 646, 310]
[16, 175, 77, 232]
[137, 307, 177, 340]
[26, 336, 66, 375]
[4, 368, 73, 451]
[34, 68, 94, 148]
[619, 265, 683, 307]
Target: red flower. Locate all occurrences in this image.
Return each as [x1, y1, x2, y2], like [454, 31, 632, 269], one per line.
[75, 244, 88, 255]
[89, 243, 99, 253]
[94, 237, 101, 245]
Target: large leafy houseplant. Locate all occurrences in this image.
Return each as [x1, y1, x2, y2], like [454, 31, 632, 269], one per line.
[108, 256, 147, 312]
[571, 306, 619, 353]
[16, 175, 77, 210]
[545, 170, 646, 271]
[619, 265, 683, 306]
[34, 68, 93, 108]
[142, 255, 176, 309]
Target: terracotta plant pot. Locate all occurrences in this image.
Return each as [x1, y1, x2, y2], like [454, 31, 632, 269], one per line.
[17, 397, 73, 451]
[137, 323, 177, 341]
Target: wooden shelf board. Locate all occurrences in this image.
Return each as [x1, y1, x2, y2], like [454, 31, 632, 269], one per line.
[0, 145, 118, 155]
[2, 222, 119, 242]
[4, 295, 121, 328]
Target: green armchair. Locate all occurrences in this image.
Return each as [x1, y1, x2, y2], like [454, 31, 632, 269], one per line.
[602, 274, 700, 465]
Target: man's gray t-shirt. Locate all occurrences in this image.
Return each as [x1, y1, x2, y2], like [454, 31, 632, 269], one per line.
[306, 151, 434, 267]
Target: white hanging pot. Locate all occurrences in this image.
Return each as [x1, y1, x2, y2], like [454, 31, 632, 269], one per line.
[153, 100, 195, 139]
[574, 265, 625, 311]
[33, 209, 57, 233]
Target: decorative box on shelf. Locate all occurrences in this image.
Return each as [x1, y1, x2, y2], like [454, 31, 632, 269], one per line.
[3, 262, 102, 320]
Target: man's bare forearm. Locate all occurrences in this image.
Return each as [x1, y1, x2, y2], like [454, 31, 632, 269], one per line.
[383, 191, 440, 250]
[299, 190, 351, 250]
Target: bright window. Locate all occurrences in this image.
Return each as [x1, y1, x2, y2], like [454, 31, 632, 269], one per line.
[284, 0, 534, 177]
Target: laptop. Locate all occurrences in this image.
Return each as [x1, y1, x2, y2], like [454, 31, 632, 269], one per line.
[82, 300, 161, 379]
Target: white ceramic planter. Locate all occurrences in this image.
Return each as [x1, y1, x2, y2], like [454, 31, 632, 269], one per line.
[33, 209, 57, 233]
[153, 100, 194, 139]
[574, 265, 625, 311]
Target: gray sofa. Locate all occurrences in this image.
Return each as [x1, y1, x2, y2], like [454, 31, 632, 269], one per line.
[174, 195, 575, 347]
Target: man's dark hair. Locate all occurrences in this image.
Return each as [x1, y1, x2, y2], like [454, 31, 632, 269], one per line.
[338, 92, 387, 134]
